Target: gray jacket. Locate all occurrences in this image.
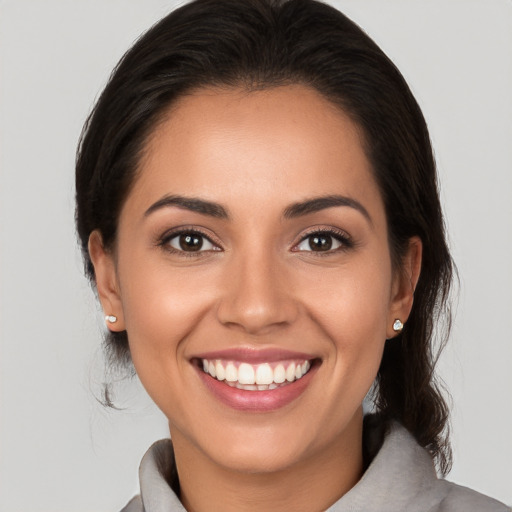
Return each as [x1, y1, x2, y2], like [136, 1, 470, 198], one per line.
[121, 422, 509, 512]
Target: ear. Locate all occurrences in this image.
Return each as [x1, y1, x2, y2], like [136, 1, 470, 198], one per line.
[387, 236, 422, 339]
[88, 230, 125, 331]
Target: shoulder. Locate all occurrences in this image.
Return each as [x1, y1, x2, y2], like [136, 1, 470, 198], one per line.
[426, 480, 510, 512]
[333, 419, 510, 512]
[386, 421, 510, 512]
[384, 421, 509, 512]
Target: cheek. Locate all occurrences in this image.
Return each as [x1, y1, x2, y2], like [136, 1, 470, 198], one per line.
[116, 253, 216, 389]
[302, 255, 392, 341]
[300, 255, 392, 387]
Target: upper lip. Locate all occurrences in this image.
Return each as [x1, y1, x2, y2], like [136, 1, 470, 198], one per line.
[192, 347, 317, 363]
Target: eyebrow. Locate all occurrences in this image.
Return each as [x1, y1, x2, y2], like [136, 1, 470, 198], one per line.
[144, 195, 229, 219]
[283, 195, 372, 223]
[144, 193, 371, 224]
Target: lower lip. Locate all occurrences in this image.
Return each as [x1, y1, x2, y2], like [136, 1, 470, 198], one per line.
[196, 363, 317, 412]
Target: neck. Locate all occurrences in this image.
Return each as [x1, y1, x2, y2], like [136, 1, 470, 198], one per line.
[170, 413, 364, 512]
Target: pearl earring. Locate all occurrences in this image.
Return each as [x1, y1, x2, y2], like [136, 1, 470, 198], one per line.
[392, 319, 403, 332]
[105, 315, 117, 324]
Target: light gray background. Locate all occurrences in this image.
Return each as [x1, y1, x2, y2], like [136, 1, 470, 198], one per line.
[1, 1, 511, 510]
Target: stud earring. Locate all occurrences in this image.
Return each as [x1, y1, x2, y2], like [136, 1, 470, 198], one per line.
[392, 319, 403, 332]
[105, 315, 117, 324]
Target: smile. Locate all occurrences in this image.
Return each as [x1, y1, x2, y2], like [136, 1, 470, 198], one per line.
[193, 349, 319, 411]
[201, 359, 312, 391]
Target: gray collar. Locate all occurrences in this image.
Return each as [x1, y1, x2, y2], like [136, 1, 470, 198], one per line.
[125, 421, 507, 512]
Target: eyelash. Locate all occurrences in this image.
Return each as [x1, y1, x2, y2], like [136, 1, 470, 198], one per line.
[158, 228, 221, 257]
[292, 227, 354, 255]
[157, 226, 354, 257]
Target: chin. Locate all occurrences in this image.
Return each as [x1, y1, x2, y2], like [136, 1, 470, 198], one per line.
[210, 439, 310, 475]
[192, 416, 336, 475]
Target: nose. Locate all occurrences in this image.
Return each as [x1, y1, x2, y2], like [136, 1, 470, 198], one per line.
[216, 252, 299, 335]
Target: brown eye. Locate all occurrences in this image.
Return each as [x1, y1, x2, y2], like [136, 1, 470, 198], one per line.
[295, 230, 350, 253]
[307, 234, 333, 251]
[180, 234, 202, 251]
[168, 232, 216, 252]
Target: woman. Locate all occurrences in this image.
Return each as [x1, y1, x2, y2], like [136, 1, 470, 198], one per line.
[75, 0, 509, 510]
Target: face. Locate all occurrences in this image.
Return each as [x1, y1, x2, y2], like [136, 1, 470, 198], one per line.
[90, 85, 418, 475]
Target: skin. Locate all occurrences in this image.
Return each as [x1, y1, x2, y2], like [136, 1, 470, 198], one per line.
[89, 85, 421, 512]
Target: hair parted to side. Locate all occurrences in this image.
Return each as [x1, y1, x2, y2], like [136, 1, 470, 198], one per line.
[76, 0, 454, 473]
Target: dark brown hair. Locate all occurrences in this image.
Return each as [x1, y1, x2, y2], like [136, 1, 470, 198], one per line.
[76, 0, 453, 473]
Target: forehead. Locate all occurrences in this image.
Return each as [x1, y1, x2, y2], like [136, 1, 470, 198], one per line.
[128, 84, 384, 222]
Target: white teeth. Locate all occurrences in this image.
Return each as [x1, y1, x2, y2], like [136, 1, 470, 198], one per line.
[201, 358, 313, 389]
[225, 362, 237, 382]
[286, 363, 296, 382]
[215, 361, 225, 381]
[273, 364, 286, 384]
[238, 363, 255, 385]
[255, 363, 273, 385]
